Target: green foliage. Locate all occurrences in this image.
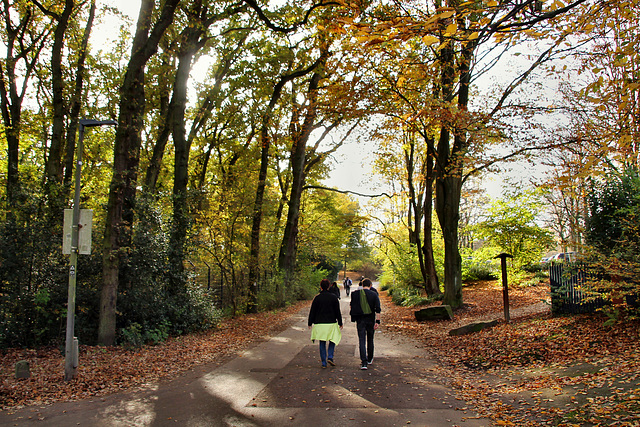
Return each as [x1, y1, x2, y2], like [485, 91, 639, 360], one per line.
[116, 199, 173, 333]
[388, 285, 442, 307]
[119, 319, 172, 349]
[586, 167, 640, 260]
[170, 284, 225, 335]
[293, 266, 328, 302]
[256, 276, 282, 313]
[390, 286, 417, 306]
[0, 189, 73, 348]
[384, 241, 425, 288]
[377, 236, 446, 307]
[473, 189, 555, 270]
[373, 216, 446, 295]
[463, 262, 499, 281]
[377, 268, 396, 291]
[118, 198, 223, 337]
[119, 323, 144, 349]
[517, 277, 543, 288]
[379, 281, 392, 292]
[258, 266, 326, 311]
[523, 262, 543, 273]
[584, 166, 640, 313]
[119, 280, 223, 341]
[298, 190, 370, 280]
[313, 256, 342, 281]
[460, 247, 499, 281]
[73, 254, 104, 343]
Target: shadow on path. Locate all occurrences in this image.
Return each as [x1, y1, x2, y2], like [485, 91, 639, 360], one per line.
[0, 288, 489, 426]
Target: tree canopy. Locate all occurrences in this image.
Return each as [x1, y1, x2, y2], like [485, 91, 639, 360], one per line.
[1, 0, 639, 348]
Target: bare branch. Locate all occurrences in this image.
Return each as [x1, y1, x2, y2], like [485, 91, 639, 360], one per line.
[303, 185, 395, 198]
[242, 0, 340, 33]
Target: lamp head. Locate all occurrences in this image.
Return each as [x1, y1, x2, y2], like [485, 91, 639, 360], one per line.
[79, 119, 117, 127]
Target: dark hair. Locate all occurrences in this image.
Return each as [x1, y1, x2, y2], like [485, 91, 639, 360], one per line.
[361, 278, 372, 288]
[320, 279, 331, 290]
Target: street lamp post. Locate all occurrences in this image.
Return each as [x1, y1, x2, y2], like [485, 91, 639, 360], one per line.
[65, 119, 117, 381]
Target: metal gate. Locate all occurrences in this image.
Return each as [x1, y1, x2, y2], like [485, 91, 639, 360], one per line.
[549, 263, 608, 314]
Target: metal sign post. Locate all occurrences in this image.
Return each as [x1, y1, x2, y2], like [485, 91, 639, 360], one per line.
[64, 119, 116, 381]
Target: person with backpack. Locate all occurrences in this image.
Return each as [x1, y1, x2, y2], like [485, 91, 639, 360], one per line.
[349, 278, 381, 370]
[343, 277, 352, 296]
[308, 279, 343, 368]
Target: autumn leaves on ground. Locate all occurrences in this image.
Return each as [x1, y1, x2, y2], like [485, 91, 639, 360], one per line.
[2, 283, 640, 426]
[382, 283, 640, 426]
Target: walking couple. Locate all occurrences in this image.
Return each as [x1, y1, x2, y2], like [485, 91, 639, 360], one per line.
[308, 278, 381, 370]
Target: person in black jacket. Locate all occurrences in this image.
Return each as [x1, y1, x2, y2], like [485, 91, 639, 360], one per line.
[343, 277, 352, 296]
[349, 278, 381, 370]
[308, 279, 343, 368]
[330, 281, 341, 299]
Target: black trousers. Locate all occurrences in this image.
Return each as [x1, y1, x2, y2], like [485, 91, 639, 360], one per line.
[356, 319, 375, 363]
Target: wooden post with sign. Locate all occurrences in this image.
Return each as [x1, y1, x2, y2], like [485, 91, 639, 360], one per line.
[494, 253, 513, 323]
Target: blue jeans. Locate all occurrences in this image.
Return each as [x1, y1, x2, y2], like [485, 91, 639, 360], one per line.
[319, 340, 335, 366]
[356, 319, 375, 364]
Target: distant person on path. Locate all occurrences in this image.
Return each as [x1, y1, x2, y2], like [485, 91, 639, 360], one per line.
[330, 281, 341, 299]
[308, 279, 343, 368]
[349, 278, 381, 370]
[343, 277, 352, 296]
[357, 276, 377, 293]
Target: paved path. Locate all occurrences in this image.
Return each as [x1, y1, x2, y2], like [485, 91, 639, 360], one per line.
[1, 289, 488, 426]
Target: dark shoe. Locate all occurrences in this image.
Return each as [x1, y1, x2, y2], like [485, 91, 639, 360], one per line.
[367, 357, 373, 365]
[322, 364, 327, 369]
[360, 362, 368, 370]
[327, 358, 335, 366]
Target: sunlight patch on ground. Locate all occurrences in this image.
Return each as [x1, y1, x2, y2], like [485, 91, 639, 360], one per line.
[200, 372, 268, 409]
[99, 395, 157, 426]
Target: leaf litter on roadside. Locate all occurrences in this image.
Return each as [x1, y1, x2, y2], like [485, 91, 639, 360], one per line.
[382, 281, 640, 426]
[1, 301, 309, 410]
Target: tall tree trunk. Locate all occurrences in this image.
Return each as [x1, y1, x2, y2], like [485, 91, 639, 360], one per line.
[278, 69, 323, 279]
[63, 1, 96, 187]
[0, 1, 48, 210]
[422, 145, 440, 295]
[143, 51, 174, 193]
[44, 0, 74, 198]
[248, 57, 325, 313]
[99, 0, 180, 346]
[435, 27, 476, 308]
[404, 134, 428, 290]
[167, 5, 243, 283]
[434, 15, 462, 307]
[277, 128, 305, 278]
[168, 26, 201, 295]
[436, 170, 463, 307]
[248, 115, 272, 313]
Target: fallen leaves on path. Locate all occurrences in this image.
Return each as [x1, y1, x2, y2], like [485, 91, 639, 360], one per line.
[3, 281, 639, 427]
[0, 301, 309, 410]
[381, 281, 640, 426]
